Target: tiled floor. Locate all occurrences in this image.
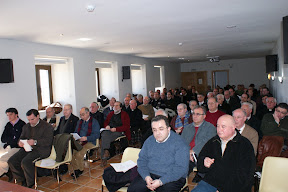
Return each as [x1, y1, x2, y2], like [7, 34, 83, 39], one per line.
[0, 152, 198, 192]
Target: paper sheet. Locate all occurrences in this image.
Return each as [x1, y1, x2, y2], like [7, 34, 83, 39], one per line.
[40, 159, 56, 167]
[142, 115, 149, 119]
[110, 160, 137, 172]
[20, 139, 32, 152]
[71, 133, 81, 140]
[100, 128, 109, 133]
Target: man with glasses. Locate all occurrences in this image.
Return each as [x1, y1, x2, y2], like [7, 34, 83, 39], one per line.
[181, 106, 216, 176]
[261, 103, 288, 138]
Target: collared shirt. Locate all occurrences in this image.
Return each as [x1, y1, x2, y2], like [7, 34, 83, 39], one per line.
[247, 115, 251, 121]
[156, 131, 171, 143]
[220, 131, 237, 155]
[192, 121, 204, 128]
[199, 101, 204, 105]
[237, 124, 245, 134]
[11, 118, 20, 126]
[31, 119, 40, 127]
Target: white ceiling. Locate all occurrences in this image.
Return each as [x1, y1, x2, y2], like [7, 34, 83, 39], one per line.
[1, 0, 288, 62]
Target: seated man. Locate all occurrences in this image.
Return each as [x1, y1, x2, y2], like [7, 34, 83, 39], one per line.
[165, 91, 177, 111]
[55, 104, 79, 135]
[205, 97, 225, 127]
[216, 94, 231, 115]
[128, 115, 189, 192]
[90, 102, 104, 128]
[127, 99, 143, 146]
[233, 109, 259, 155]
[8, 109, 54, 188]
[71, 107, 100, 178]
[0, 108, 26, 180]
[192, 115, 255, 192]
[43, 107, 60, 129]
[197, 94, 207, 109]
[170, 103, 193, 134]
[102, 101, 131, 166]
[122, 97, 131, 112]
[189, 100, 198, 114]
[261, 103, 288, 138]
[103, 97, 116, 120]
[181, 106, 216, 174]
[138, 96, 155, 135]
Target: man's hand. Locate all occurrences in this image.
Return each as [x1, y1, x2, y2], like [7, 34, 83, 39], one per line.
[190, 150, 195, 162]
[18, 141, 24, 148]
[105, 125, 111, 130]
[51, 123, 56, 128]
[204, 157, 215, 168]
[110, 128, 117, 132]
[273, 112, 280, 124]
[144, 117, 149, 121]
[79, 136, 87, 142]
[150, 179, 162, 191]
[175, 127, 183, 134]
[145, 176, 153, 190]
[27, 139, 35, 146]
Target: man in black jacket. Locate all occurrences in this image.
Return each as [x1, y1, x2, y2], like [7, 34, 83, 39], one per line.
[127, 99, 143, 146]
[90, 102, 104, 128]
[1, 108, 26, 180]
[55, 104, 79, 135]
[192, 115, 255, 192]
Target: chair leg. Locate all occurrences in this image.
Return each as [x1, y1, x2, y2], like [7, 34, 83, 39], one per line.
[56, 169, 60, 192]
[70, 163, 77, 182]
[87, 152, 91, 178]
[34, 166, 37, 189]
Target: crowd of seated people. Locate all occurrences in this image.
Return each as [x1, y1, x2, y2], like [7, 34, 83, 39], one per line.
[1, 83, 288, 191]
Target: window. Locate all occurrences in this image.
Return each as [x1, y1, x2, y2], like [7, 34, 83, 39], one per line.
[35, 65, 53, 110]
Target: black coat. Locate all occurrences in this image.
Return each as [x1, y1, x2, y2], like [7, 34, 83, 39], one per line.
[54, 113, 79, 135]
[1, 119, 26, 148]
[197, 132, 255, 192]
[127, 108, 143, 132]
[90, 111, 104, 128]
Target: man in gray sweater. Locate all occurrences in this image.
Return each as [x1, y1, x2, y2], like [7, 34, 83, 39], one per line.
[128, 115, 189, 192]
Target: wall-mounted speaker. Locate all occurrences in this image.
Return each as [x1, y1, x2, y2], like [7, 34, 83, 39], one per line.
[0, 59, 14, 83]
[266, 55, 278, 73]
[122, 66, 130, 81]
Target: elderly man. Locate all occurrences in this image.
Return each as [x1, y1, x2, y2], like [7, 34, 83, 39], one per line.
[138, 96, 155, 135]
[241, 102, 261, 139]
[224, 90, 240, 111]
[103, 97, 116, 120]
[102, 102, 131, 166]
[197, 94, 207, 109]
[55, 104, 79, 135]
[122, 97, 131, 112]
[213, 88, 219, 97]
[182, 106, 216, 174]
[43, 107, 60, 129]
[241, 93, 257, 115]
[152, 91, 162, 109]
[71, 107, 100, 178]
[206, 92, 214, 100]
[189, 100, 198, 114]
[8, 109, 54, 188]
[216, 94, 231, 115]
[256, 96, 277, 120]
[205, 97, 225, 127]
[148, 90, 155, 104]
[170, 103, 193, 134]
[233, 109, 259, 155]
[90, 102, 104, 128]
[165, 91, 177, 111]
[1, 108, 25, 180]
[192, 115, 255, 192]
[127, 100, 143, 146]
[261, 103, 288, 138]
[137, 94, 144, 106]
[128, 115, 189, 192]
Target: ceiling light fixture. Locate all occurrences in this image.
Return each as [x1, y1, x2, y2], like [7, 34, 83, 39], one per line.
[77, 38, 92, 41]
[178, 57, 185, 60]
[178, 42, 183, 46]
[86, 5, 95, 12]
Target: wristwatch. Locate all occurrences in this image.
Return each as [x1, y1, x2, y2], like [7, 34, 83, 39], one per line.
[34, 140, 37, 145]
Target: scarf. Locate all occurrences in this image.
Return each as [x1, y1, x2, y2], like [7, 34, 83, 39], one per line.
[77, 117, 93, 145]
[175, 111, 190, 129]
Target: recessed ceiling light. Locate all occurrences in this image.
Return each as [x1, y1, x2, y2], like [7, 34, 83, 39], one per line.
[77, 38, 92, 41]
[59, 34, 64, 36]
[86, 5, 95, 12]
[178, 42, 183, 46]
[178, 57, 185, 60]
[227, 25, 237, 29]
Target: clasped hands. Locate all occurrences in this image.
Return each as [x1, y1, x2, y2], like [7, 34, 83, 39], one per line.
[145, 176, 162, 191]
[105, 125, 117, 132]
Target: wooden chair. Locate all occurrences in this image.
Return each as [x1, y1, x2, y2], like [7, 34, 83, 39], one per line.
[34, 140, 77, 191]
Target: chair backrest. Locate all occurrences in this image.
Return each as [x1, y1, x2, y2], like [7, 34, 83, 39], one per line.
[259, 156, 288, 192]
[121, 147, 141, 163]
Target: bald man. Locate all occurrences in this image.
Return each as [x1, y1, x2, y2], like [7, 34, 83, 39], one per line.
[192, 115, 255, 192]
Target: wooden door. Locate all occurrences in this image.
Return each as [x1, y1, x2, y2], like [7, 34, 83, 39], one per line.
[181, 71, 207, 94]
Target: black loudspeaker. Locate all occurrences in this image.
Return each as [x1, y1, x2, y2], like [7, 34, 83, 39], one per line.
[0, 59, 14, 83]
[266, 55, 278, 73]
[283, 16, 288, 64]
[122, 66, 130, 80]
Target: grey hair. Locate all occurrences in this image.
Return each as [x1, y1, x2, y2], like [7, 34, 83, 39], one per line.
[155, 109, 168, 117]
[216, 94, 224, 100]
[177, 103, 187, 109]
[241, 102, 253, 109]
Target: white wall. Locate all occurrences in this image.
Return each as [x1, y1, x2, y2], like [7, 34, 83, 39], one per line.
[269, 21, 288, 103]
[0, 39, 180, 138]
[181, 57, 269, 88]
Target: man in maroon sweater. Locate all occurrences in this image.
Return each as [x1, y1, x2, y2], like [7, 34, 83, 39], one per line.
[205, 97, 225, 127]
[101, 101, 130, 166]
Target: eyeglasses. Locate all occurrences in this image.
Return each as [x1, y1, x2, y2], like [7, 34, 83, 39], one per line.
[192, 113, 205, 116]
[276, 109, 287, 115]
